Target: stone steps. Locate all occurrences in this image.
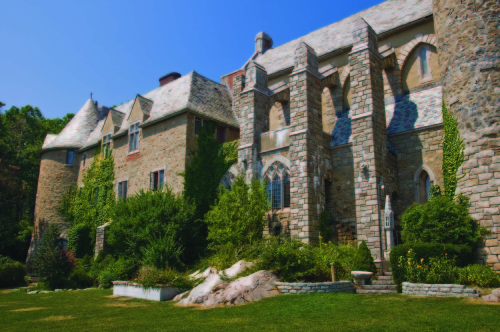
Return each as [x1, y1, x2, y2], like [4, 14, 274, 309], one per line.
[371, 279, 394, 285]
[362, 284, 398, 291]
[357, 289, 398, 294]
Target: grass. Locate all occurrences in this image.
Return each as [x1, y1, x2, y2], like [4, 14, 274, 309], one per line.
[0, 288, 499, 331]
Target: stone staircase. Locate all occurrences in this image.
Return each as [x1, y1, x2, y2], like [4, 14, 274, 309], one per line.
[357, 269, 398, 294]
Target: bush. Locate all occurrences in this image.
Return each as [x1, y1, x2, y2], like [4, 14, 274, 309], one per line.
[457, 264, 500, 288]
[67, 224, 93, 258]
[401, 195, 484, 248]
[32, 224, 74, 289]
[0, 255, 27, 288]
[66, 265, 93, 289]
[96, 257, 138, 288]
[107, 188, 199, 266]
[398, 248, 458, 284]
[136, 266, 196, 289]
[390, 243, 474, 286]
[351, 241, 377, 274]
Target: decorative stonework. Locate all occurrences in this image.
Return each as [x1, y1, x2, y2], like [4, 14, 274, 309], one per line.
[275, 281, 355, 294]
[403, 282, 479, 297]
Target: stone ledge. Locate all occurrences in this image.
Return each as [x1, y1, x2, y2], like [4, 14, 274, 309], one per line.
[402, 282, 479, 297]
[275, 281, 355, 294]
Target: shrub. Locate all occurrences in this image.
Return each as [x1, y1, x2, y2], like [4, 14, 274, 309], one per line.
[67, 224, 93, 258]
[401, 195, 484, 248]
[66, 265, 93, 289]
[398, 249, 458, 284]
[205, 175, 268, 248]
[390, 243, 474, 286]
[318, 207, 333, 242]
[32, 224, 74, 289]
[0, 255, 27, 288]
[136, 266, 196, 289]
[457, 264, 500, 288]
[351, 241, 377, 274]
[95, 257, 138, 288]
[107, 188, 199, 266]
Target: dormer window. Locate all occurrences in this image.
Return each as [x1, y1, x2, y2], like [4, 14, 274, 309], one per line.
[129, 122, 140, 153]
[102, 134, 111, 158]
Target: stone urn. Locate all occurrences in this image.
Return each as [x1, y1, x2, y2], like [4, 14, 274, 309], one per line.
[351, 271, 373, 285]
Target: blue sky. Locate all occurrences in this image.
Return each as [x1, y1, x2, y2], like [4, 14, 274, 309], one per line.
[1, 0, 384, 119]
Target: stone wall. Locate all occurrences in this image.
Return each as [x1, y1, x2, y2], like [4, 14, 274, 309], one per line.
[112, 113, 188, 195]
[94, 222, 111, 257]
[275, 281, 355, 294]
[388, 126, 444, 221]
[402, 282, 479, 297]
[27, 149, 81, 264]
[433, 0, 500, 271]
[330, 145, 356, 226]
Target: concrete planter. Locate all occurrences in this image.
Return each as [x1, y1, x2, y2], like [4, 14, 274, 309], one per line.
[351, 271, 373, 285]
[112, 281, 184, 301]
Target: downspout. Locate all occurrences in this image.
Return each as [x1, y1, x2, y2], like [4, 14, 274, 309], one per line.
[377, 178, 385, 275]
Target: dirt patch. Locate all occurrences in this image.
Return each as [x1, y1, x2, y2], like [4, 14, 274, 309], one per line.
[465, 298, 500, 306]
[105, 295, 132, 301]
[11, 307, 46, 312]
[0, 289, 17, 294]
[105, 302, 145, 308]
[39, 315, 75, 322]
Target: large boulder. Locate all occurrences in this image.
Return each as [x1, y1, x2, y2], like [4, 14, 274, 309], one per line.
[178, 270, 223, 305]
[224, 260, 253, 278]
[203, 270, 279, 307]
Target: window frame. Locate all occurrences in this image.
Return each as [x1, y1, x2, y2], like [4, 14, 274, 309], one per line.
[194, 117, 203, 135]
[66, 150, 75, 165]
[263, 162, 291, 211]
[128, 122, 141, 154]
[117, 180, 128, 200]
[150, 168, 165, 191]
[102, 133, 112, 158]
[216, 125, 226, 143]
[415, 44, 433, 84]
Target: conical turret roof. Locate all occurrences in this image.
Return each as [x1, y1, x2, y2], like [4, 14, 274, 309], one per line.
[42, 99, 101, 152]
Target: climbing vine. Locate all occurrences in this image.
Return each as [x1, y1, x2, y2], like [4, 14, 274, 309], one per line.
[60, 148, 115, 245]
[442, 100, 465, 198]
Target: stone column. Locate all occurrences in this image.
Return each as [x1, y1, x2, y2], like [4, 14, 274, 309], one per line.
[94, 222, 112, 257]
[433, 0, 500, 271]
[288, 42, 327, 242]
[384, 194, 395, 259]
[348, 18, 388, 260]
[237, 60, 269, 183]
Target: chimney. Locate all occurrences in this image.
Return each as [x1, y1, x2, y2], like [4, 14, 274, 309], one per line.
[255, 32, 273, 54]
[159, 72, 181, 86]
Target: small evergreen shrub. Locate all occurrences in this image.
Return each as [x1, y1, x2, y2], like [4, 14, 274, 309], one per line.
[205, 175, 268, 248]
[67, 224, 93, 258]
[32, 224, 74, 289]
[457, 264, 500, 288]
[0, 255, 27, 288]
[351, 241, 377, 274]
[390, 243, 474, 286]
[136, 266, 195, 289]
[401, 195, 484, 248]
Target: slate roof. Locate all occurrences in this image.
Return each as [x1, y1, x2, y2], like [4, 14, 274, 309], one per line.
[110, 108, 125, 127]
[113, 71, 237, 137]
[78, 119, 106, 152]
[331, 86, 443, 147]
[254, 0, 432, 75]
[42, 99, 101, 152]
[42, 135, 58, 149]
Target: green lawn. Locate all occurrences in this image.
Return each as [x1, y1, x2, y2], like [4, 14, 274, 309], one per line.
[0, 289, 499, 331]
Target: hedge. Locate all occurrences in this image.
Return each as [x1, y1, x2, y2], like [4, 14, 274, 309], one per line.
[389, 243, 474, 286]
[0, 255, 27, 288]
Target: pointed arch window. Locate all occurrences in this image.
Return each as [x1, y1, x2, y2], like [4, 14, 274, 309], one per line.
[263, 161, 290, 210]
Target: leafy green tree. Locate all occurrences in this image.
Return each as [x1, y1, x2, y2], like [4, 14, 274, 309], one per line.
[107, 188, 199, 267]
[205, 175, 268, 248]
[352, 241, 377, 274]
[0, 103, 73, 261]
[401, 195, 484, 248]
[182, 120, 238, 222]
[32, 224, 73, 289]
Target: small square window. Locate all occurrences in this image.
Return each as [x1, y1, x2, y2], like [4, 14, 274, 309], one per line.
[66, 150, 75, 165]
[150, 169, 165, 191]
[117, 181, 128, 200]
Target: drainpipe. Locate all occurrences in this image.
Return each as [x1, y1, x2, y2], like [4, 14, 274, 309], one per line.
[377, 178, 384, 275]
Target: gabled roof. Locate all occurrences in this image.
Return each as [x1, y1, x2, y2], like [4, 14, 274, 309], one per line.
[42, 99, 100, 152]
[113, 71, 237, 137]
[137, 95, 153, 115]
[78, 119, 106, 152]
[110, 108, 126, 127]
[253, 0, 432, 75]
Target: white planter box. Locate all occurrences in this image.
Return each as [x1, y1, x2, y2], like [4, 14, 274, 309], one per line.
[112, 281, 182, 301]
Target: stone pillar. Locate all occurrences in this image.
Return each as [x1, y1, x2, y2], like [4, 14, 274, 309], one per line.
[288, 42, 327, 242]
[237, 60, 269, 183]
[348, 18, 388, 260]
[94, 222, 112, 257]
[433, 0, 500, 271]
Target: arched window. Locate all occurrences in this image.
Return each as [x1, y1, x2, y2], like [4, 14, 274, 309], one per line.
[402, 43, 440, 93]
[272, 175, 281, 209]
[420, 47, 429, 77]
[263, 161, 290, 210]
[283, 173, 290, 208]
[418, 170, 431, 204]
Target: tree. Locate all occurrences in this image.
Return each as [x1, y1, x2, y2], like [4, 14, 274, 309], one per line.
[0, 103, 73, 261]
[352, 241, 377, 274]
[205, 175, 268, 248]
[401, 195, 484, 248]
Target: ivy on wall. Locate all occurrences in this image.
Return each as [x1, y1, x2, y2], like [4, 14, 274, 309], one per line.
[60, 149, 115, 247]
[441, 100, 465, 198]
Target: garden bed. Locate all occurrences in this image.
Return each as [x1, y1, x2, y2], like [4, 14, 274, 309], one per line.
[112, 281, 184, 301]
[402, 282, 479, 297]
[275, 281, 355, 294]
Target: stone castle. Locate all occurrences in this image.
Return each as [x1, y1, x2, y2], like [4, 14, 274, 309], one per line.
[27, 0, 500, 272]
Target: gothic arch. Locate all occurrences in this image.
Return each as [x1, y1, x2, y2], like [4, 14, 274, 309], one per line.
[413, 164, 436, 203]
[397, 34, 437, 71]
[262, 155, 290, 178]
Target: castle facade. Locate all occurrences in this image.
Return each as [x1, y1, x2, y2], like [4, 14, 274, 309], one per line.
[28, 0, 500, 272]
